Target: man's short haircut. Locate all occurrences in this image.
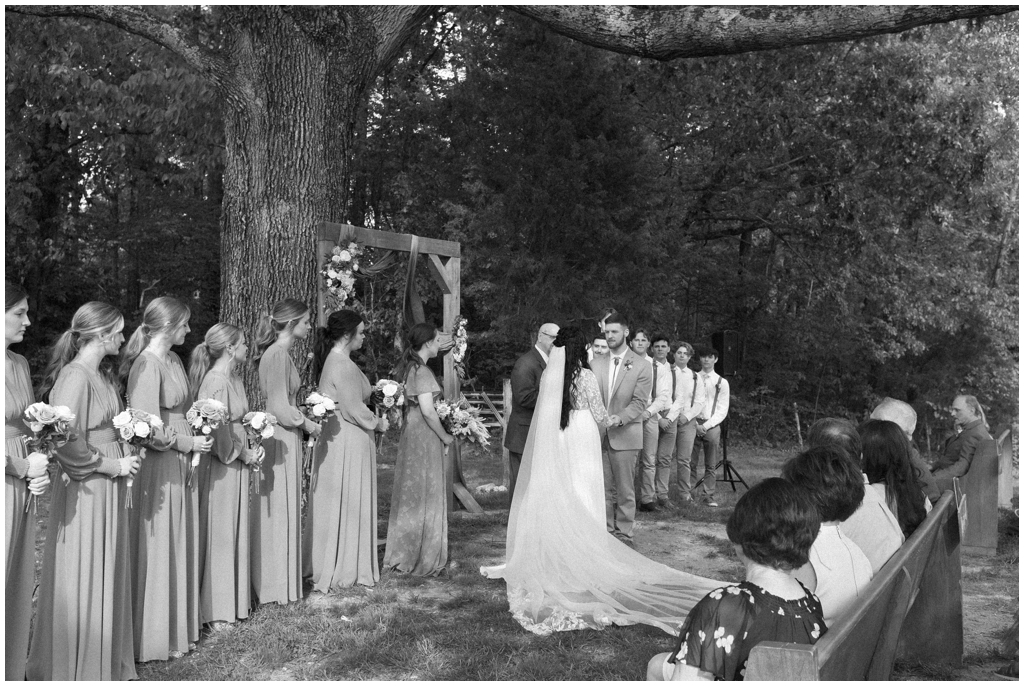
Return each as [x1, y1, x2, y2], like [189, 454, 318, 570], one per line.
[781, 446, 865, 523]
[870, 398, 917, 436]
[603, 312, 628, 328]
[956, 394, 984, 420]
[631, 327, 652, 341]
[675, 342, 695, 357]
[727, 477, 821, 571]
[695, 345, 719, 359]
[593, 335, 607, 344]
[807, 417, 862, 464]
[651, 333, 671, 346]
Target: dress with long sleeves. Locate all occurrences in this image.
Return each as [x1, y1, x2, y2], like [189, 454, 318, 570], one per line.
[481, 348, 722, 636]
[384, 363, 448, 576]
[251, 342, 313, 605]
[26, 363, 136, 680]
[302, 351, 380, 590]
[196, 370, 251, 623]
[5, 350, 35, 680]
[126, 350, 200, 661]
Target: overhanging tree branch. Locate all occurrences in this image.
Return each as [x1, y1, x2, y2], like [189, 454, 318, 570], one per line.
[510, 5, 1017, 60]
[5, 5, 231, 86]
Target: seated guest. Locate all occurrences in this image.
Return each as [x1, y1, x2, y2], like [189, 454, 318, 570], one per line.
[870, 398, 940, 504]
[859, 419, 928, 537]
[932, 394, 992, 491]
[782, 447, 873, 627]
[806, 418, 903, 573]
[647, 478, 826, 681]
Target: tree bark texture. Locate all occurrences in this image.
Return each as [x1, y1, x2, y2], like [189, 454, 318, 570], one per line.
[510, 5, 1018, 60]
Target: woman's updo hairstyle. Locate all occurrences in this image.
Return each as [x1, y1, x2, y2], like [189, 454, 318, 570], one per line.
[39, 301, 124, 400]
[252, 298, 309, 363]
[393, 322, 438, 384]
[6, 281, 28, 312]
[313, 309, 363, 379]
[188, 323, 244, 397]
[118, 296, 191, 383]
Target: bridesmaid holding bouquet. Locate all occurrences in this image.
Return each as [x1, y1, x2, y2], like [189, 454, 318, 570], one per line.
[384, 322, 454, 576]
[303, 310, 387, 591]
[189, 323, 262, 628]
[27, 302, 139, 680]
[121, 296, 212, 661]
[4, 282, 49, 680]
[251, 299, 320, 604]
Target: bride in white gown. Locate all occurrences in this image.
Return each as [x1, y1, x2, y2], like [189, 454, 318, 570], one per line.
[481, 324, 721, 636]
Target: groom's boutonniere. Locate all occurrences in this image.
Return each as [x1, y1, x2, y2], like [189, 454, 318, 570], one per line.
[623, 359, 634, 372]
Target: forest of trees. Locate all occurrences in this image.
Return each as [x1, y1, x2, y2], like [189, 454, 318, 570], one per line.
[5, 7, 1018, 443]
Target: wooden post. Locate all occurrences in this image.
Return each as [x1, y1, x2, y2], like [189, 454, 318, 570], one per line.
[502, 379, 512, 489]
[995, 428, 1014, 509]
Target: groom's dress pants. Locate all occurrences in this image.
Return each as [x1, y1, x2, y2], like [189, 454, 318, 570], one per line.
[602, 438, 639, 539]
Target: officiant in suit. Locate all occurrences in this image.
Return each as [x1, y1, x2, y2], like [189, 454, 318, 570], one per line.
[504, 322, 560, 506]
[590, 313, 652, 544]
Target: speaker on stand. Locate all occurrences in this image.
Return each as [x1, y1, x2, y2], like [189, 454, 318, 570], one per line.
[708, 330, 746, 491]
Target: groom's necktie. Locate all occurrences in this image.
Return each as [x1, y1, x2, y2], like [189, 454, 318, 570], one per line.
[611, 356, 620, 388]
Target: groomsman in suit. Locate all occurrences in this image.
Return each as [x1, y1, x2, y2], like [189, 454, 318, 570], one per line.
[505, 322, 560, 505]
[636, 332, 674, 512]
[693, 346, 729, 507]
[666, 342, 706, 504]
[590, 313, 652, 545]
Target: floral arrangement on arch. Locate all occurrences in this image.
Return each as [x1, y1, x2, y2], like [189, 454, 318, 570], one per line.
[322, 241, 364, 310]
[451, 315, 468, 380]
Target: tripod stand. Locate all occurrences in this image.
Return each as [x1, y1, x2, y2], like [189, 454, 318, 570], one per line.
[692, 420, 748, 492]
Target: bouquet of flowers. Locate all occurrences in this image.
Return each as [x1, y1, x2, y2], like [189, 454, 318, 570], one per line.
[22, 402, 75, 512]
[242, 411, 277, 494]
[322, 241, 364, 311]
[112, 407, 163, 508]
[300, 392, 337, 485]
[450, 315, 469, 380]
[434, 396, 490, 447]
[185, 398, 228, 487]
[370, 379, 404, 449]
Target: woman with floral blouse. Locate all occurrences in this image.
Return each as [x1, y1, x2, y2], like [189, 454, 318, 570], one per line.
[647, 478, 827, 681]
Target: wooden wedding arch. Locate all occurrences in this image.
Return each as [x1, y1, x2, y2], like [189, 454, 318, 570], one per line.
[316, 221, 483, 514]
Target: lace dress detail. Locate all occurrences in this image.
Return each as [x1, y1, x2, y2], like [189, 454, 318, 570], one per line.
[572, 369, 612, 427]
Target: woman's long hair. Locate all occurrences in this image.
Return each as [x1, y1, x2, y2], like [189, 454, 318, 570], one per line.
[556, 322, 595, 431]
[312, 309, 363, 380]
[38, 302, 124, 401]
[188, 323, 244, 397]
[6, 281, 28, 311]
[393, 322, 437, 386]
[118, 297, 191, 383]
[252, 298, 309, 363]
[859, 419, 927, 537]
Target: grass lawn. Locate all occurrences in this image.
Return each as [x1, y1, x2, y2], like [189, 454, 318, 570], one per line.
[31, 434, 1017, 680]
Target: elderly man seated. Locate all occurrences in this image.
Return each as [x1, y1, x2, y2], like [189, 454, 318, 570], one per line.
[931, 394, 992, 493]
[806, 418, 903, 574]
[870, 398, 940, 504]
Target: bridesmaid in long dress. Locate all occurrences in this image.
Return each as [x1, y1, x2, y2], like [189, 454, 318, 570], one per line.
[27, 302, 140, 680]
[303, 310, 388, 591]
[120, 296, 212, 661]
[188, 323, 262, 627]
[4, 282, 50, 680]
[384, 323, 454, 576]
[251, 298, 320, 605]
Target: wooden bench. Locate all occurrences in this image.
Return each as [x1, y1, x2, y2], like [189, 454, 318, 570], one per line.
[746, 491, 962, 680]
[956, 437, 999, 556]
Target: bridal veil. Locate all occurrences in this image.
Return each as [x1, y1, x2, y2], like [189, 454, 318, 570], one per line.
[482, 346, 722, 635]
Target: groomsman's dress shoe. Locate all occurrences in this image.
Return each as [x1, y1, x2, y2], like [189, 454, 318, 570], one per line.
[639, 501, 659, 512]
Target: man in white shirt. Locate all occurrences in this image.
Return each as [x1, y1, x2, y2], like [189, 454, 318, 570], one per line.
[636, 332, 674, 511]
[692, 346, 729, 507]
[587, 335, 609, 362]
[665, 342, 706, 504]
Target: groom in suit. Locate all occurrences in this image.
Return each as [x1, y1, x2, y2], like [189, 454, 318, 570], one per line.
[590, 312, 652, 544]
[504, 322, 560, 506]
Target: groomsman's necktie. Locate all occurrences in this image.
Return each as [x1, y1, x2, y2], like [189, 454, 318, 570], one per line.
[651, 360, 658, 401]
